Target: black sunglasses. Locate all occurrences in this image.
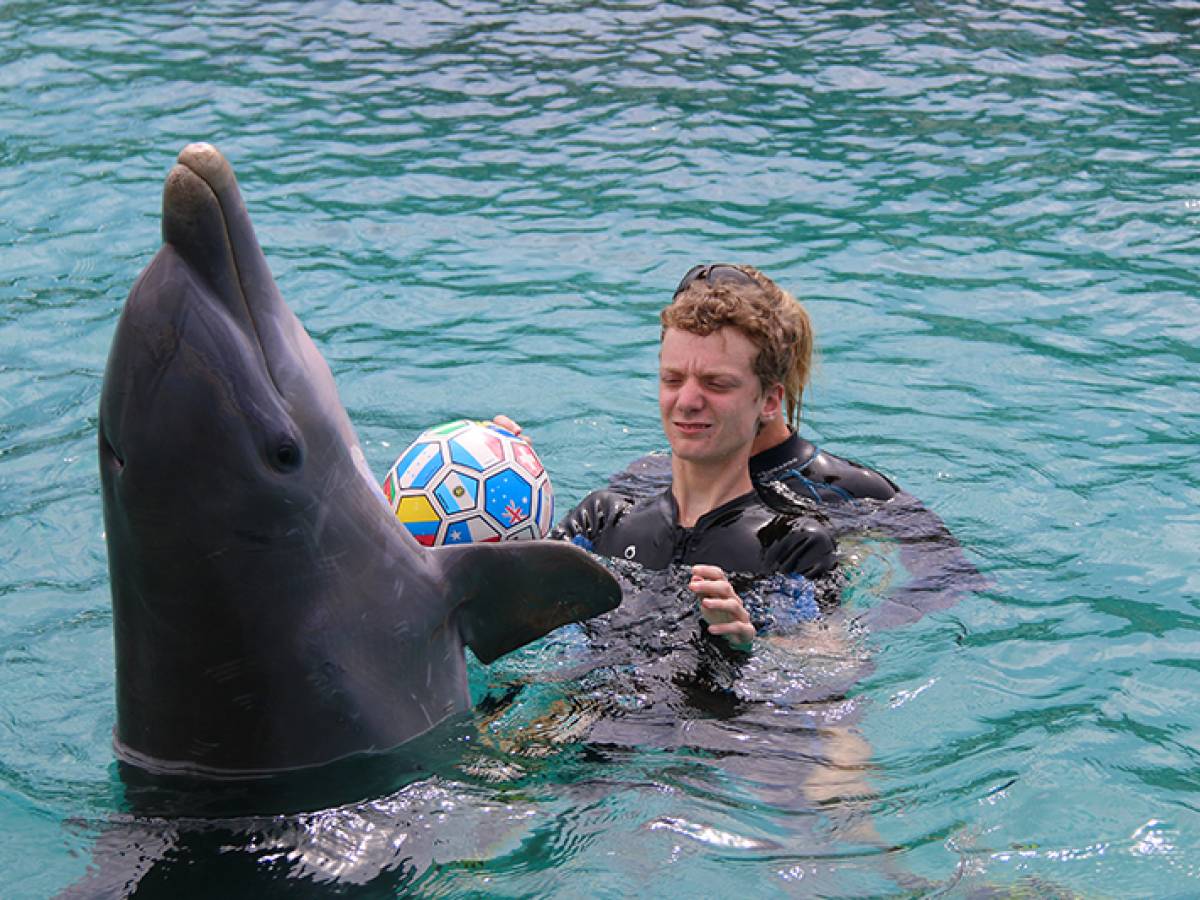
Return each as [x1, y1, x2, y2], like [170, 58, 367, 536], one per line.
[673, 263, 759, 297]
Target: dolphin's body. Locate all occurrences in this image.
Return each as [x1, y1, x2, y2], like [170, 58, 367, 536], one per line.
[97, 143, 620, 781]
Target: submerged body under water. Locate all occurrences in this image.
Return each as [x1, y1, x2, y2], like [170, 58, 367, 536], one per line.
[65, 590, 886, 897]
[67, 451, 985, 898]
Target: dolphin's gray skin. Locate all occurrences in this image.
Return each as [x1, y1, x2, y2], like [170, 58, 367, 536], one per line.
[97, 142, 620, 780]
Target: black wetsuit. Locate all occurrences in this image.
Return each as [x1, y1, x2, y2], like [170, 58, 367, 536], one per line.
[550, 487, 837, 580]
[600, 432, 987, 629]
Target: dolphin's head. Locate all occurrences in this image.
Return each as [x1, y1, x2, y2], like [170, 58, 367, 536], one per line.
[99, 145, 409, 773]
[100, 144, 385, 569]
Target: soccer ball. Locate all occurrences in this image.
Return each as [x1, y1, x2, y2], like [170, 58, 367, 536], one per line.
[382, 420, 555, 546]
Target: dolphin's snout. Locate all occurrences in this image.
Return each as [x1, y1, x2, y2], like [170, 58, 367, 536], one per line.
[161, 143, 236, 228]
[177, 142, 236, 195]
[158, 146, 260, 351]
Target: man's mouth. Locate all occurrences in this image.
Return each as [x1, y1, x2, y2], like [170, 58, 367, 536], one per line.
[674, 422, 711, 435]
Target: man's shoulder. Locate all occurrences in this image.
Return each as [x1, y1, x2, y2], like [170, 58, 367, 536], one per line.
[751, 431, 898, 504]
[689, 490, 838, 581]
[551, 487, 666, 541]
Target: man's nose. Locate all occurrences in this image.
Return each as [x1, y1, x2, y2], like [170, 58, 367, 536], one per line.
[676, 377, 705, 410]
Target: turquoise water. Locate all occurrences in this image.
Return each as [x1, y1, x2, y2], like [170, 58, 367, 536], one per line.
[3, 0, 1199, 895]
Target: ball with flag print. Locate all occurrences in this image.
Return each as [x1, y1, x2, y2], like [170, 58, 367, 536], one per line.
[382, 420, 555, 546]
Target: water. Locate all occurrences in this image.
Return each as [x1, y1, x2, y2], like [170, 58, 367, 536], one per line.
[2, 0, 1198, 895]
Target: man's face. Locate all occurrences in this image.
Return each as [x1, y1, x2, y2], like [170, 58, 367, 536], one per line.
[658, 326, 781, 467]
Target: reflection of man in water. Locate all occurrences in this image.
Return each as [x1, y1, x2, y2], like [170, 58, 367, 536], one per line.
[549, 263, 841, 651]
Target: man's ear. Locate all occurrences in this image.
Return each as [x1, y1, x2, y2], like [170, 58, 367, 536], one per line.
[759, 382, 784, 423]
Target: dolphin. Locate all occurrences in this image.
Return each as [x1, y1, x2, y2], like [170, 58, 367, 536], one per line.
[96, 142, 620, 781]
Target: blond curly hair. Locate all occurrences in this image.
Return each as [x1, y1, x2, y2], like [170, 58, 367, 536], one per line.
[660, 264, 813, 429]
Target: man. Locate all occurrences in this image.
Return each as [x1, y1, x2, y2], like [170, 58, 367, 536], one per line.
[549, 264, 839, 650]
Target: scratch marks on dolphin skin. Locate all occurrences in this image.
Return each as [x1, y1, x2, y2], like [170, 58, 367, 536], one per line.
[233, 528, 273, 546]
[391, 617, 413, 639]
[204, 663, 260, 712]
[408, 692, 434, 728]
[310, 500, 331, 546]
[188, 736, 223, 758]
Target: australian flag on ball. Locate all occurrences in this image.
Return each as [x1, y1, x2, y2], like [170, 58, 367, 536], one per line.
[484, 470, 533, 528]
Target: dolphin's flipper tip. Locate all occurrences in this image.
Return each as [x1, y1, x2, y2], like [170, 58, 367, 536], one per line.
[434, 541, 621, 665]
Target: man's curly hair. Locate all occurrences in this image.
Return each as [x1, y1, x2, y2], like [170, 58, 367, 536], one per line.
[661, 264, 814, 429]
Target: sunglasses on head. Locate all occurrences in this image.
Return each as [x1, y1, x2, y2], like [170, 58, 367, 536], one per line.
[673, 263, 759, 297]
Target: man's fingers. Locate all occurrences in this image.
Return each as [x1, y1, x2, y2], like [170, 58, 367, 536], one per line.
[491, 415, 532, 444]
[689, 574, 736, 600]
[706, 620, 751, 636]
[700, 596, 749, 622]
[688, 565, 755, 648]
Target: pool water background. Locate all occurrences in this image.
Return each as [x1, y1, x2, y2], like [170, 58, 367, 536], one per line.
[2, 0, 1198, 896]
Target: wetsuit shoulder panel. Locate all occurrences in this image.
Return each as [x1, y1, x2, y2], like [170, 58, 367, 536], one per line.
[760, 516, 838, 580]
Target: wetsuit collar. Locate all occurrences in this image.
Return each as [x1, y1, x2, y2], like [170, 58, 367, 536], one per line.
[662, 486, 761, 531]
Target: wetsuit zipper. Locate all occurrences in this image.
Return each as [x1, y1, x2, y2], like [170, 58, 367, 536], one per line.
[671, 526, 693, 565]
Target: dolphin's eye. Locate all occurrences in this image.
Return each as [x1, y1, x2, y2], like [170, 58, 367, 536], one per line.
[272, 440, 302, 472]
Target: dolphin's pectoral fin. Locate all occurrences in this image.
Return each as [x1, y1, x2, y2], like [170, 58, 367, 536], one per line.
[432, 541, 621, 665]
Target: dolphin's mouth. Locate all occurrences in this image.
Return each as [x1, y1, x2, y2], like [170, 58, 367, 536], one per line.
[101, 431, 125, 470]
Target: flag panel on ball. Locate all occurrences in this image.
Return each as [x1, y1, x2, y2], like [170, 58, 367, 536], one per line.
[433, 470, 479, 516]
[428, 419, 471, 438]
[449, 428, 505, 472]
[512, 441, 543, 478]
[394, 441, 445, 490]
[444, 517, 501, 544]
[396, 495, 440, 547]
[484, 469, 534, 530]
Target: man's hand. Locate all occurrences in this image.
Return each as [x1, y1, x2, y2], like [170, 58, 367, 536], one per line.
[689, 564, 755, 651]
